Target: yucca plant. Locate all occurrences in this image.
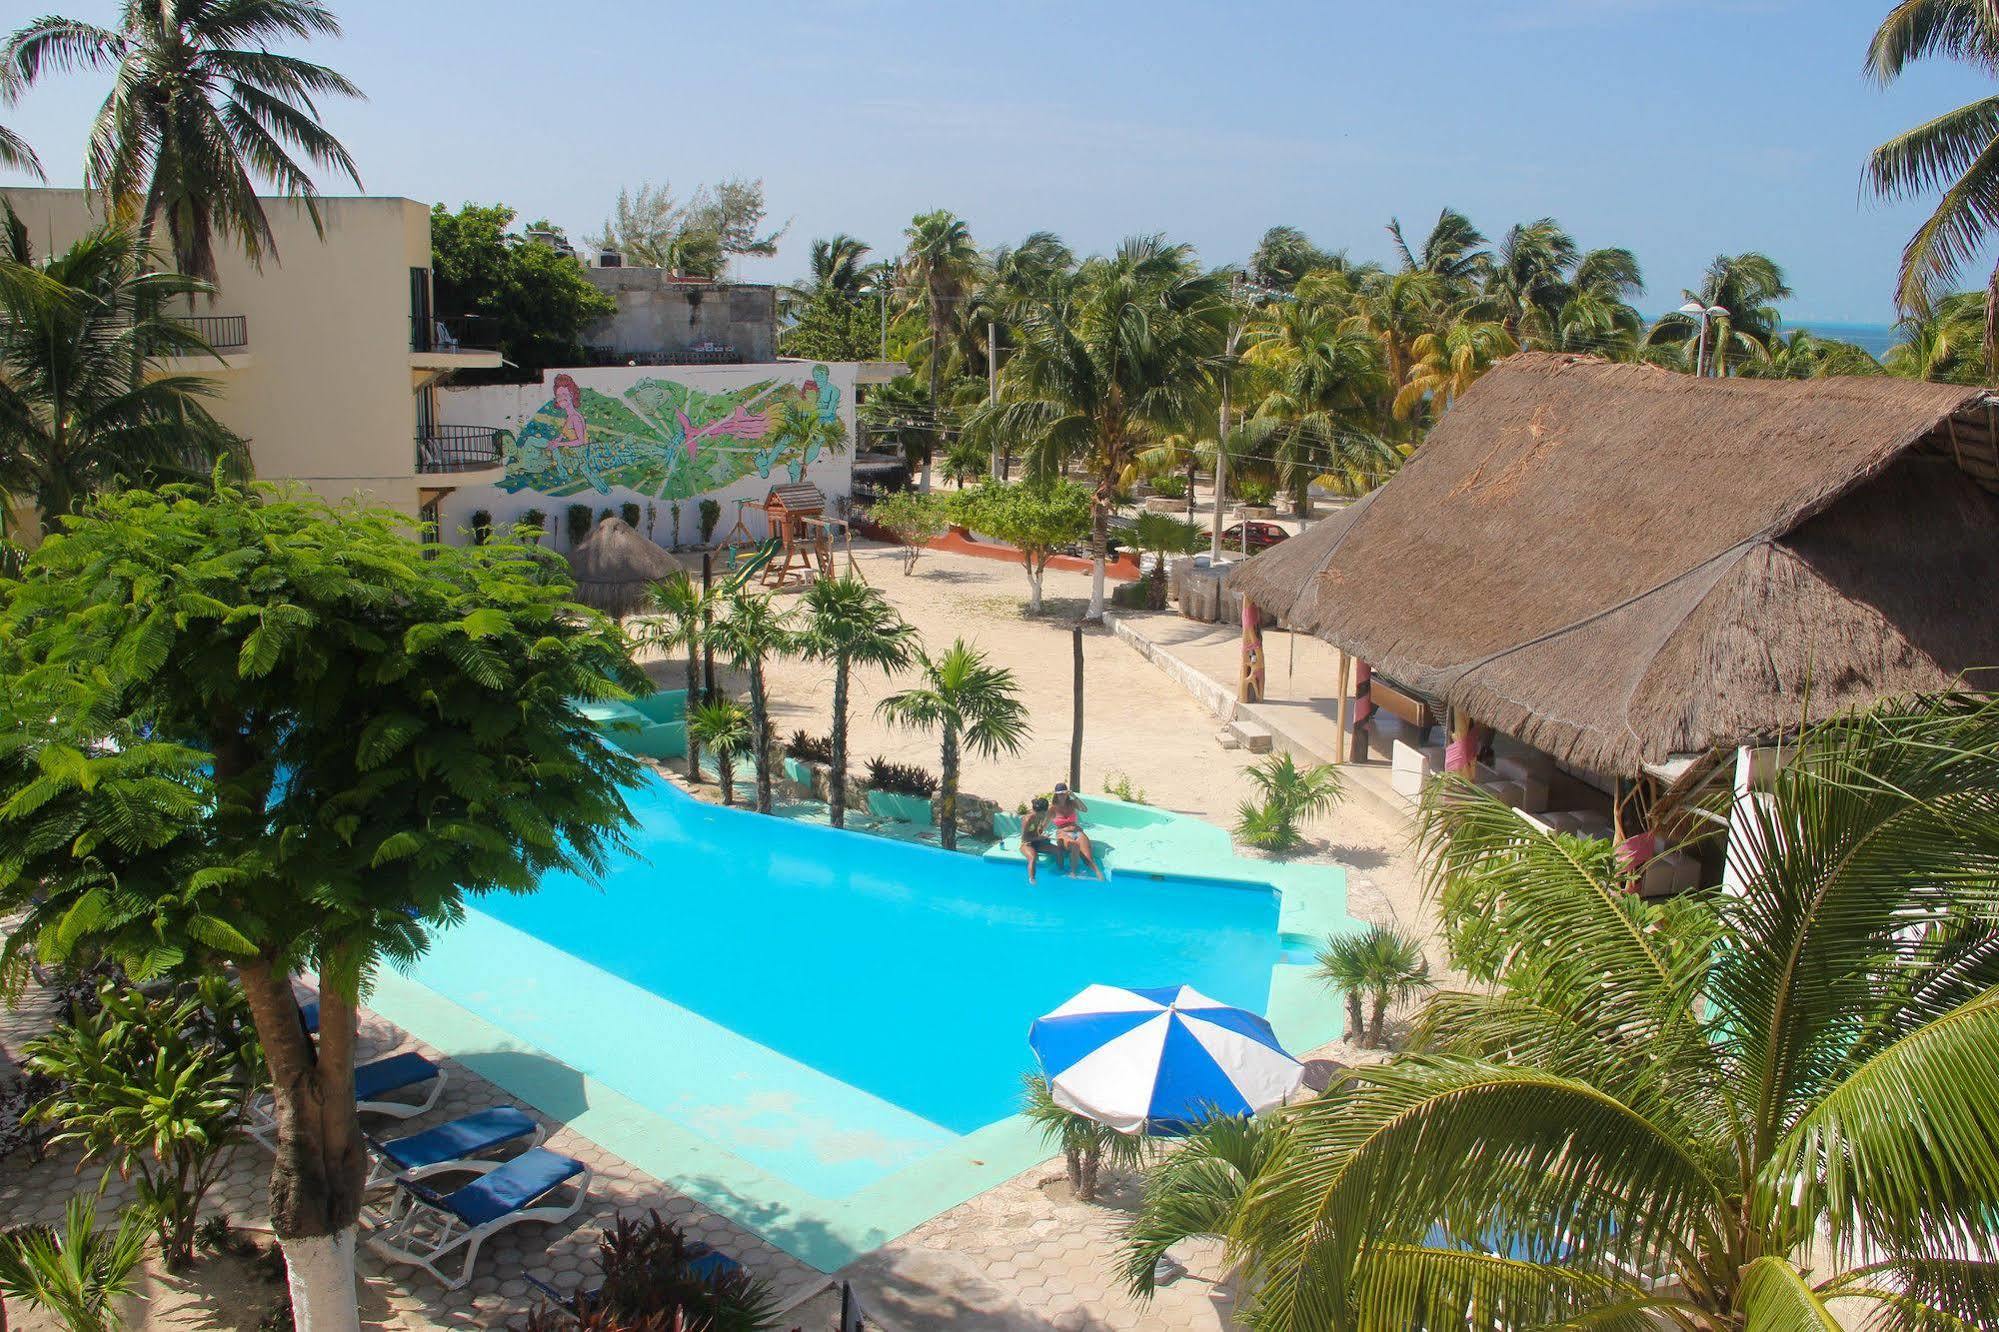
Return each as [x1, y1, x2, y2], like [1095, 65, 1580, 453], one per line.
[1022, 1073, 1150, 1204]
[1224, 696, 1999, 1330]
[0, 1187, 153, 1332]
[1315, 925, 1431, 1048]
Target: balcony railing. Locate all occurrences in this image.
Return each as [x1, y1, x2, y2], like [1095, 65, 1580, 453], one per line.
[416, 425, 504, 474]
[176, 313, 248, 351]
[410, 315, 496, 354]
[581, 344, 744, 367]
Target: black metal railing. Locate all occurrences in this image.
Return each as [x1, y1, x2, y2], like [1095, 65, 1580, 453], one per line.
[581, 344, 744, 367]
[410, 315, 496, 354]
[416, 425, 504, 474]
[175, 313, 248, 351]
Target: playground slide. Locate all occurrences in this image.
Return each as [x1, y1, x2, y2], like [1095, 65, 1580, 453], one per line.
[722, 537, 782, 591]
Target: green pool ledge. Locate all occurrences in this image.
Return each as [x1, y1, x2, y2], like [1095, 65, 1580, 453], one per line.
[367, 968, 1049, 1274]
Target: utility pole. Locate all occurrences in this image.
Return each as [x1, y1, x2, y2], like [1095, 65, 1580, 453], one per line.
[1211, 275, 1246, 564]
[879, 286, 889, 361]
[988, 320, 1001, 481]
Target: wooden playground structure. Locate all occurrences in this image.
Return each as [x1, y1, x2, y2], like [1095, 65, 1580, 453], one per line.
[720, 484, 866, 589]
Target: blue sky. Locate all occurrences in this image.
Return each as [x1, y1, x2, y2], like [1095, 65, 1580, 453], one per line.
[3, 0, 1991, 322]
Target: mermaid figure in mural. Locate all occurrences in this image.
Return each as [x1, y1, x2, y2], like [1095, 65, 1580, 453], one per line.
[546, 372, 612, 492]
[676, 400, 772, 460]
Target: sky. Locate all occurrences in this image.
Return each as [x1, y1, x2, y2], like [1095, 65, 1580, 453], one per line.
[2, 0, 1992, 324]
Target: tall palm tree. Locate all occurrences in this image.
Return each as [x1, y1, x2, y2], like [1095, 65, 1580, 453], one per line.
[1340, 269, 1447, 428]
[967, 235, 1228, 618]
[901, 210, 979, 489]
[806, 233, 873, 299]
[643, 570, 714, 784]
[706, 589, 795, 814]
[3, 0, 363, 282]
[0, 214, 244, 533]
[1478, 218, 1579, 341]
[1392, 318, 1518, 422]
[1646, 252, 1792, 376]
[1885, 288, 1989, 381]
[1223, 697, 1999, 1330]
[1386, 207, 1489, 288]
[796, 576, 917, 828]
[876, 639, 1028, 850]
[1244, 299, 1396, 508]
[1553, 247, 1647, 358]
[1249, 225, 1333, 291]
[1867, 1, 1999, 357]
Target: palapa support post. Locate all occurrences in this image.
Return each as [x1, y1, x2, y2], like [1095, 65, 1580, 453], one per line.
[1238, 597, 1266, 704]
[1349, 660, 1373, 763]
[1332, 649, 1350, 765]
[1070, 625, 1084, 793]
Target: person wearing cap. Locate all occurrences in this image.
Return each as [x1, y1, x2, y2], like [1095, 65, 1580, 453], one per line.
[1049, 783, 1103, 880]
[1019, 796, 1065, 883]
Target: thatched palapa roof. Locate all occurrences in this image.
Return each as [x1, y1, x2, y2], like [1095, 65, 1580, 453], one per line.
[1258, 352, 1999, 775]
[1229, 490, 1377, 626]
[566, 516, 685, 619]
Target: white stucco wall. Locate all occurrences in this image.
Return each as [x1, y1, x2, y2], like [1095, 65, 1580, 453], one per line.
[434, 361, 858, 550]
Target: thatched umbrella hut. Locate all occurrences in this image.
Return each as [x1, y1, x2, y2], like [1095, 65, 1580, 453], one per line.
[566, 516, 685, 619]
[1273, 352, 1999, 780]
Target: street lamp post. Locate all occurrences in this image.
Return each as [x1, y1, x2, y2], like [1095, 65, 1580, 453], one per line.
[1678, 300, 1730, 377]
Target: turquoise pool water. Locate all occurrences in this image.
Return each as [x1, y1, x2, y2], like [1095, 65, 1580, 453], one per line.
[374, 771, 1329, 1269]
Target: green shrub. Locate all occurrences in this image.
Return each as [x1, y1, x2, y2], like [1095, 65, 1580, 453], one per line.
[1234, 797, 1302, 851]
[699, 498, 721, 545]
[525, 1209, 783, 1332]
[1102, 770, 1149, 804]
[519, 507, 547, 544]
[566, 503, 593, 546]
[1151, 473, 1188, 499]
[786, 731, 834, 765]
[865, 756, 937, 797]
[867, 490, 948, 575]
[1236, 476, 1276, 507]
[470, 509, 493, 545]
[621, 502, 642, 529]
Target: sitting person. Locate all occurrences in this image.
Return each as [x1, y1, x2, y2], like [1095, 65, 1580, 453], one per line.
[1049, 782, 1103, 880]
[1020, 796, 1065, 883]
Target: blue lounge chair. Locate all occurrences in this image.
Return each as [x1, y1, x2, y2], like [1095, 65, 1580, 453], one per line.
[368, 1147, 592, 1289]
[363, 1105, 544, 1191]
[248, 1051, 448, 1149]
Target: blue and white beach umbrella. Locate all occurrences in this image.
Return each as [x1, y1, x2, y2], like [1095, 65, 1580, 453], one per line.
[1029, 984, 1304, 1135]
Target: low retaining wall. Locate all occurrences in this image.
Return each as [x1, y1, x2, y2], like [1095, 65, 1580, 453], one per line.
[926, 526, 1142, 580]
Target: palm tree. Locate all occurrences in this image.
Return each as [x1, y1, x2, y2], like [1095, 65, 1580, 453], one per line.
[796, 576, 917, 829]
[1249, 225, 1333, 291]
[1022, 1072, 1150, 1204]
[706, 590, 795, 814]
[1244, 299, 1396, 509]
[1341, 269, 1448, 427]
[1121, 1113, 1285, 1296]
[1392, 318, 1518, 422]
[0, 122, 40, 179]
[1314, 924, 1431, 1047]
[1124, 427, 1209, 522]
[876, 638, 1029, 850]
[1226, 697, 1999, 1330]
[1646, 252, 1792, 376]
[643, 571, 714, 784]
[902, 210, 979, 489]
[1386, 207, 1490, 287]
[3, 0, 363, 282]
[1552, 247, 1647, 358]
[0, 1187, 151, 1332]
[1885, 288, 1990, 382]
[0, 214, 244, 533]
[967, 235, 1228, 618]
[805, 233, 874, 299]
[1479, 218, 1579, 341]
[1742, 329, 1886, 380]
[685, 698, 751, 807]
[1867, 1, 1999, 358]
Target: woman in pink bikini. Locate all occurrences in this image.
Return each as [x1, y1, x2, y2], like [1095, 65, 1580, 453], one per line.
[1049, 782, 1103, 880]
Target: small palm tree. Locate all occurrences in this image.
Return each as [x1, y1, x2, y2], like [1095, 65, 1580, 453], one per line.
[0, 1188, 152, 1332]
[1120, 1113, 1284, 1296]
[1247, 751, 1343, 823]
[685, 697, 751, 807]
[0, 211, 244, 533]
[706, 590, 795, 814]
[3, 0, 363, 281]
[1315, 924, 1431, 1048]
[1645, 252, 1792, 376]
[1228, 697, 1999, 1330]
[797, 576, 917, 828]
[1022, 1073, 1150, 1204]
[644, 571, 714, 783]
[877, 639, 1029, 850]
[1127, 511, 1202, 606]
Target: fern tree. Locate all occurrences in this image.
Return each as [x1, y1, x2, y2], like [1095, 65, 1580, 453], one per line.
[1225, 697, 1999, 1330]
[0, 480, 642, 1332]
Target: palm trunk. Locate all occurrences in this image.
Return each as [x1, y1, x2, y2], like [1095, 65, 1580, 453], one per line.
[749, 659, 773, 814]
[1368, 992, 1389, 1048]
[938, 724, 960, 851]
[1079, 1149, 1101, 1203]
[237, 960, 366, 1332]
[719, 754, 735, 805]
[829, 661, 850, 828]
[1086, 494, 1109, 621]
[1063, 1146, 1082, 1192]
[1185, 459, 1198, 524]
[683, 649, 701, 783]
[1344, 992, 1364, 1044]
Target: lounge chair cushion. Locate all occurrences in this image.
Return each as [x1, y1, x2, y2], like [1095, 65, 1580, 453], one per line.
[298, 999, 319, 1034]
[376, 1107, 538, 1172]
[439, 1148, 585, 1227]
[355, 1052, 439, 1101]
[686, 1248, 742, 1282]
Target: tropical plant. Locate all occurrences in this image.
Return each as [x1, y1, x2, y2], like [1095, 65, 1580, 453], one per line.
[1885, 287, 1990, 382]
[902, 210, 980, 484]
[518, 507, 547, 543]
[1101, 770, 1148, 804]
[429, 204, 618, 383]
[951, 481, 1092, 612]
[1741, 329, 1886, 380]
[1120, 1113, 1284, 1297]
[1386, 207, 1490, 286]
[1225, 696, 1999, 1330]
[23, 983, 247, 1268]
[1868, 1, 1999, 358]
[1127, 511, 1202, 605]
[1646, 252, 1792, 375]
[877, 639, 1029, 850]
[1477, 218, 1579, 341]
[1234, 796, 1301, 852]
[0, 116, 41, 179]
[642, 570, 715, 784]
[865, 489, 947, 574]
[707, 590, 796, 814]
[0, 212, 245, 534]
[687, 697, 751, 806]
[469, 509, 493, 545]
[588, 178, 785, 278]
[0, 1187, 152, 1332]
[0, 479, 642, 1330]
[1249, 226, 1334, 292]
[1243, 298, 1397, 506]
[698, 498, 720, 545]
[1392, 319, 1518, 422]
[2, 0, 362, 281]
[797, 576, 917, 828]
[864, 756, 936, 798]
[1249, 751, 1344, 823]
[784, 730, 833, 765]
[1315, 924, 1431, 1048]
[1022, 1073, 1150, 1204]
[968, 235, 1229, 618]
[567, 503, 593, 547]
[586, 1209, 783, 1332]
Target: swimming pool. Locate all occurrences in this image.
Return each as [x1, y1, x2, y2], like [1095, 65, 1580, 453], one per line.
[370, 770, 1347, 1270]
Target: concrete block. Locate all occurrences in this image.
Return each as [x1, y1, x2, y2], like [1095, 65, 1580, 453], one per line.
[1640, 849, 1701, 897]
[1229, 718, 1274, 753]
[1511, 777, 1551, 813]
[1496, 753, 1555, 785]
[1390, 765, 1429, 799]
[1480, 779, 1526, 808]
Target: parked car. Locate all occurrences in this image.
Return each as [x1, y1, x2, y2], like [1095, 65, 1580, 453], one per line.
[1216, 521, 1290, 553]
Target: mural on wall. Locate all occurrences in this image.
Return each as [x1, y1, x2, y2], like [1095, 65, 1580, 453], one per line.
[499, 365, 847, 500]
